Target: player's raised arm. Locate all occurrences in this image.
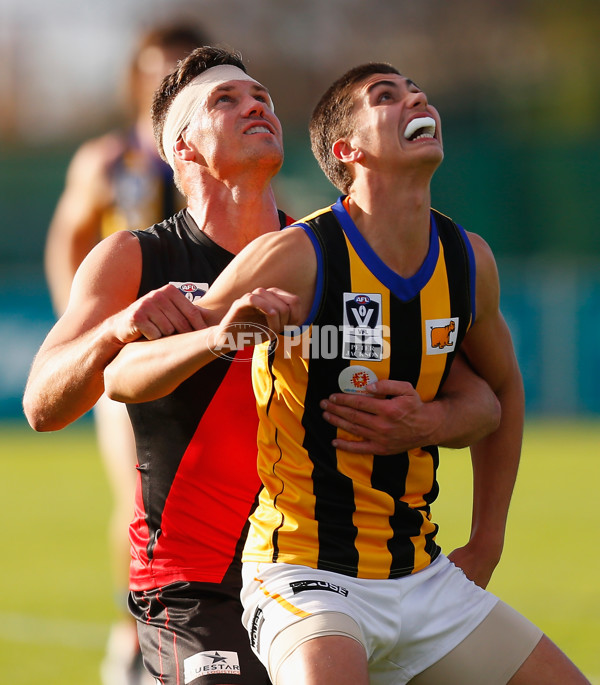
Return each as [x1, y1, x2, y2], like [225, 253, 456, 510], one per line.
[103, 227, 316, 403]
[198, 226, 317, 325]
[104, 286, 300, 403]
[23, 231, 205, 431]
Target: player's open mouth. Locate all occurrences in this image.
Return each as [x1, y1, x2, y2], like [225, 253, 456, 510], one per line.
[245, 125, 273, 135]
[403, 117, 436, 141]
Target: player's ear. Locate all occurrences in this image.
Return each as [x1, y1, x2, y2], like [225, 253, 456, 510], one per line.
[332, 138, 364, 164]
[174, 132, 196, 162]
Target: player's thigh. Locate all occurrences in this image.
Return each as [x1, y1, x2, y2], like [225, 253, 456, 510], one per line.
[408, 601, 543, 685]
[131, 582, 270, 685]
[242, 562, 370, 683]
[277, 633, 369, 685]
[508, 635, 590, 685]
[269, 611, 368, 685]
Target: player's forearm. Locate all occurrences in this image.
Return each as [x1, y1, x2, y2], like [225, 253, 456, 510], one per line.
[23, 323, 124, 431]
[430, 363, 501, 449]
[104, 328, 221, 403]
[44, 238, 74, 317]
[431, 397, 501, 450]
[467, 368, 525, 561]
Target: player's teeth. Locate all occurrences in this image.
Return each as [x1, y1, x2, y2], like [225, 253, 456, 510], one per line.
[403, 117, 436, 140]
[247, 126, 270, 134]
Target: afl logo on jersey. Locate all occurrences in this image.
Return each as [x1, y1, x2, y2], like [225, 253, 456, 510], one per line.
[354, 295, 371, 305]
[342, 292, 385, 361]
[169, 281, 208, 304]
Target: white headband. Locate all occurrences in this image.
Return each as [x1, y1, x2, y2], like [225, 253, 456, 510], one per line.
[161, 64, 272, 169]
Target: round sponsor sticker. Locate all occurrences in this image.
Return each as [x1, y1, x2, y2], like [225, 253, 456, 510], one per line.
[338, 365, 378, 394]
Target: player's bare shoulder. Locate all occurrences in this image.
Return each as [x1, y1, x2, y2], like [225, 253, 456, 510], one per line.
[203, 223, 317, 323]
[465, 230, 496, 270]
[464, 230, 501, 319]
[257, 222, 314, 251]
[74, 228, 142, 291]
[240, 223, 317, 287]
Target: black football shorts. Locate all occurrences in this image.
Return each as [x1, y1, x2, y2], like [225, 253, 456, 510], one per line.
[130, 580, 269, 684]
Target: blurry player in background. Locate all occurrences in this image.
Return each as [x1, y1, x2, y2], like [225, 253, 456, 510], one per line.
[43, 22, 208, 685]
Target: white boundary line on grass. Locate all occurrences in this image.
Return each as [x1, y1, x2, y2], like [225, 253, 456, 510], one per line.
[0, 611, 108, 650]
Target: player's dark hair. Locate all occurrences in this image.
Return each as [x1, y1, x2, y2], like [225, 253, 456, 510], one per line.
[309, 62, 400, 194]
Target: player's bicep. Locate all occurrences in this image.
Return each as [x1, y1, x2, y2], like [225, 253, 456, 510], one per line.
[200, 228, 317, 324]
[461, 311, 518, 394]
[462, 231, 519, 392]
[60, 232, 142, 336]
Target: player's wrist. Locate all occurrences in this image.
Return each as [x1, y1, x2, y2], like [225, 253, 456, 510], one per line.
[420, 400, 446, 446]
[467, 530, 505, 566]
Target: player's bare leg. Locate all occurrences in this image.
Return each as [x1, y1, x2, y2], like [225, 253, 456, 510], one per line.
[276, 635, 369, 685]
[508, 635, 590, 685]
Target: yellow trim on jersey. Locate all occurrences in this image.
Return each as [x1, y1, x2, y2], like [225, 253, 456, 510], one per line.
[295, 205, 332, 224]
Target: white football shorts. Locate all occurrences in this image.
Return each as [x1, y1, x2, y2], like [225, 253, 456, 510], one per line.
[241, 554, 521, 684]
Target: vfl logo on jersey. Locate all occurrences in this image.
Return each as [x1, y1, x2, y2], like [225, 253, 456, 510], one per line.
[183, 650, 241, 682]
[426, 317, 459, 355]
[169, 281, 208, 305]
[342, 293, 384, 361]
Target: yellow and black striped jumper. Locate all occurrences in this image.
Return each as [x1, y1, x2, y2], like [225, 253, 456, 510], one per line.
[244, 196, 476, 580]
[101, 130, 184, 238]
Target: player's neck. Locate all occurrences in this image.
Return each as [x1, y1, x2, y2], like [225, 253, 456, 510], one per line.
[346, 176, 432, 278]
[187, 180, 280, 255]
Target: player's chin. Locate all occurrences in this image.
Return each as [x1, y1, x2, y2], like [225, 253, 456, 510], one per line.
[413, 137, 443, 152]
[249, 145, 284, 170]
[417, 143, 444, 167]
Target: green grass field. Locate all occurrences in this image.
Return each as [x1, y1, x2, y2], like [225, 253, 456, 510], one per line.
[1, 417, 599, 684]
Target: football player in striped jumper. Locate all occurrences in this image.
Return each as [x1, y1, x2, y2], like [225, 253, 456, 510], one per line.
[181, 63, 589, 685]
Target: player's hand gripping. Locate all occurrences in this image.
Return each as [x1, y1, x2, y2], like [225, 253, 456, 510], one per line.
[211, 287, 300, 352]
[320, 380, 437, 454]
[112, 284, 208, 344]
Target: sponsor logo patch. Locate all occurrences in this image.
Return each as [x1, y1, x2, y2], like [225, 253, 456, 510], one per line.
[290, 579, 349, 597]
[425, 317, 459, 355]
[338, 365, 378, 394]
[183, 650, 241, 682]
